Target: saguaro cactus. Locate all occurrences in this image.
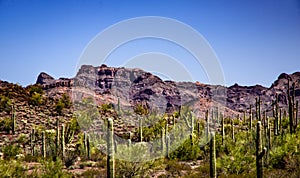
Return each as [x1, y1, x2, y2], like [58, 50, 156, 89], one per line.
[210, 132, 217, 178]
[42, 131, 46, 158]
[256, 121, 267, 178]
[61, 124, 65, 159]
[11, 105, 16, 135]
[161, 128, 165, 155]
[31, 128, 35, 156]
[139, 117, 143, 142]
[231, 119, 235, 141]
[87, 134, 91, 159]
[107, 118, 115, 178]
[183, 112, 195, 135]
[249, 105, 253, 131]
[256, 97, 261, 121]
[205, 110, 210, 141]
[296, 100, 298, 131]
[183, 112, 195, 144]
[273, 94, 279, 136]
[56, 118, 60, 157]
[287, 80, 295, 134]
[221, 114, 225, 145]
[166, 135, 170, 159]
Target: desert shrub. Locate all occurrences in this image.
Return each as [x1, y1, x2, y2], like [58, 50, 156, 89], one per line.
[55, 93, 71, 115]
[0, 95, 11, 113]
[38, 158, 72, 178]
[2, 144, 22, 160]
[115, 143, 163, 177]
[169, 137, 202, 161]
[29, 92, 43, 106]
[165, 159, 191, 177]
[27, 85, 44, 106]
[0, 117, 12, 133]
[0, 160, 26, 177]
[100, 103, 113, 113]
[134, 103, 148, 115]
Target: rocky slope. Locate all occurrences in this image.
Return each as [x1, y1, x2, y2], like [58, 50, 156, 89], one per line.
[36, 64, 300, 118]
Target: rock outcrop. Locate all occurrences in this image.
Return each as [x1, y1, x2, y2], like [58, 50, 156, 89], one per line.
[36, 65, 300, 118]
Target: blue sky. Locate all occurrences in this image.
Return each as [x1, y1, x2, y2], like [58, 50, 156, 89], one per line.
[0, 0, 300, 87]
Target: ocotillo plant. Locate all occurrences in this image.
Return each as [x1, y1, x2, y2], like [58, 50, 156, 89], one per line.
[256, 121, 267, 178]
[11, 105, 16, 135]
[210, 132, 217, 178]
[107, 118, 115, 178]
[42, 131, 46, 158]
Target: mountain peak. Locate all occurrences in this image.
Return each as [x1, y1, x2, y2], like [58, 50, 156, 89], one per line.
[36, 72, 55, 85]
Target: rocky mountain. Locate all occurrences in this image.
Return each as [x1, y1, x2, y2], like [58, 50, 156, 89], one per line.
[36, 64, 300, 118]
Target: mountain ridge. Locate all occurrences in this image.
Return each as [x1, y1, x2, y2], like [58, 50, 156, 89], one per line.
[35, 64, 300, 118]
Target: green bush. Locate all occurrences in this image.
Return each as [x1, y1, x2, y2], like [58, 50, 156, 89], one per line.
[0, 117, 12, 133]
[0, 160, 26, 177]
[29, 92, 43, 106]
[55, 93, 71, 115]
[2, 144, 22, 160]
[38, 158, 72, 178]
[0, 95, 11, 113]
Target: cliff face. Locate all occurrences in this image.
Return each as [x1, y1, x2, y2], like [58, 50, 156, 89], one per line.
[36, 65, 300, 117]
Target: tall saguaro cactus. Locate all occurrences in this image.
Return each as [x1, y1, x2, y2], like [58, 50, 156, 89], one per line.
[256, 121, 267, 178]
[42, 131, 46, 158]
[139, 117, 143, 142]
[205, 110, 210, 141]
[296, 100, 298, 131]
[11, 105, 16, 135]
[231, 119, 235, 142]
[166, 135, 170, 159]
[256, 97, 261, 121]
[249, 105, 253, 131]
[221, 114, 225, 145]
[161, 128, 165, 155]
[56, 118, 60, 158]
[210, 132, 217, 178]
[107, 118, 115, 178]
[273, 94, 279, 136]
[31, 128, 35, 156]
[183, 112, 195, 144]
[61, 124, 65, 159]
[287, 80, 295, 134]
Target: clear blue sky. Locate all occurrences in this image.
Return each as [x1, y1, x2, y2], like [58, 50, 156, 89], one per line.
[0, 0, 300, 87]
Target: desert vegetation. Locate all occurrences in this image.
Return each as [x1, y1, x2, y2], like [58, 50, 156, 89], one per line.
[0, 79, 299, 178]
